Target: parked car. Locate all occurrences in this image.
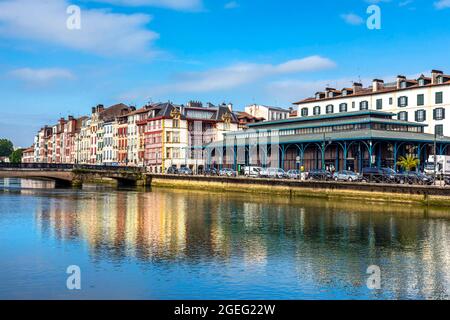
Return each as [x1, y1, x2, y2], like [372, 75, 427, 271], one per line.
[219, 168, 237, 177]
[307, 169, 333, 181]
[333, 170, 362, 182]
[396, 171, 434, 185]
[287, 169, 301, 179]
[261, 168, 287, 179]
[445, 176, 450, 186]
[243, 166, 262, 178]
[166, 166, 178, 175]
[203, 168, 218, 176]
[361, 167, 397, 183]
[178, 167, 193, 175]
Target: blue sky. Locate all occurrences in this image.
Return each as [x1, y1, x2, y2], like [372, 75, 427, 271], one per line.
[1, 0, 450, 146]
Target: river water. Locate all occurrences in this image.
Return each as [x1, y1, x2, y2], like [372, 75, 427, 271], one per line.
[0, 178, 449, 300]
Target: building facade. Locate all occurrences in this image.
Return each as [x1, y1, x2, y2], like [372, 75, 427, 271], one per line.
[295, 70, 450, 137]
[245, 104, 291, 122]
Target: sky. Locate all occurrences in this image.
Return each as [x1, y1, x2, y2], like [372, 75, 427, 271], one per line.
[1, 0, 450, 146]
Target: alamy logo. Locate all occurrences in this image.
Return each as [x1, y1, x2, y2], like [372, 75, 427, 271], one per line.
[366, 265, 381, 290]
[66, 5, 81, 30]
[367, 5, 381, 30]
[66, 265, 81, 290]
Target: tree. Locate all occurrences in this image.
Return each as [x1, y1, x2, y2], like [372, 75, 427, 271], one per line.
[10, 149, 23, 164]
[397, 154, 419, 172]
[0, 139, 14, 157]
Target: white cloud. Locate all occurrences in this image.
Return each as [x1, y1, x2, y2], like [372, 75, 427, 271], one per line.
[10, 68, 75, 85]
[399, 0, 413, 7]
[122, 55, 336, 99]
[434, 0, 450, 9]
[91, 0, 203, 10]
[340, 13, 364, 25]
[224, 1, 239, 9]
[0, 0, 159, 57]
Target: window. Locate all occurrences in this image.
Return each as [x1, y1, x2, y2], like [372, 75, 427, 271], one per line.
[359, 101, 369, 110]
[398, 96, 408, 107]
[419, 79, 425, 86]
[435, 125, 444, 137]
[326, 105, 334, 114]
[437, 76, 444, 84]
[400, 81, 407, 89]
[313, 106, 321, 116]
[339, 103, 347, 112]
[301, 108, 309, 117]
[415, 110, 426, 122]
[352, 101, 356, 109]
[376, 99, 383, 110]
[172, 132, 180, 143]
[436, 92, 443, 104]
[389, 97, 393, 105]
[434, 108, 445, 120]
[417, 94, 424, 106]
[173, 119, 180, 128]
[398, 111, 408, 121]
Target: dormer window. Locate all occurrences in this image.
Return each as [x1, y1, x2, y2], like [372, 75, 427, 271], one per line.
[419, 79, 425, 86]
[316, 93, 321, 100]
[437, 76, 444, 84]
[400, 81, 407, 89]
[342, 90, 347, 96]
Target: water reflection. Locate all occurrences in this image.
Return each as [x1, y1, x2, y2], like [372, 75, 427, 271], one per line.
[31, 187, 450, 299]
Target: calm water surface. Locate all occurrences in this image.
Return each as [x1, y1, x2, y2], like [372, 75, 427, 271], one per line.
[0, 178, 449, 300]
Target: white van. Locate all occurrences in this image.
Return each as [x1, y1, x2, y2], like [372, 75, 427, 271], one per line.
[243, 166, 262, 177]
[424, 155, 450, 175]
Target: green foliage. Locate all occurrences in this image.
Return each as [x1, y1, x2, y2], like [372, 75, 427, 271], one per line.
[397, 154, 420, 171]
[0, 139, 14, 157]
[10, 149, 23, 164]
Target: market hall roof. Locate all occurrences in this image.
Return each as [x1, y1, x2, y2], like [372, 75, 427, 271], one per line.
[245, 110, 426, 130]
[211, 110, 450, 147]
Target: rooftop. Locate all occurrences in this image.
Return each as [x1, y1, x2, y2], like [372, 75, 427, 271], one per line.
[294, 69, 450, 105]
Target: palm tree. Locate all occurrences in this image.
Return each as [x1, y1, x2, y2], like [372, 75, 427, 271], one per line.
[397, 154, 420, 172]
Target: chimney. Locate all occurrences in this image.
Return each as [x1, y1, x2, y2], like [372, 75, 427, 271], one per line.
[353, 82, 363, 93]
[96, 104, 104, 113]
[372, 79, 384, 92]
[396, 75, 406, 89]
[68, 115, 74, 121]
[432, 69, 443, 84]
[92, 107, 96, 114]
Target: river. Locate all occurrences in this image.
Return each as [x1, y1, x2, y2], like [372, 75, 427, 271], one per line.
[0, 178, 449, 300]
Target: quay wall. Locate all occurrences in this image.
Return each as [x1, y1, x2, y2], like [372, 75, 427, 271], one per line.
[148, 175, 450, 207]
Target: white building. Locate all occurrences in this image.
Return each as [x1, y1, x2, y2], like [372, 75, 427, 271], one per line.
[245, 104, 291, 122]
[294, 70, 450, 137]
[102, 120, 116, 165]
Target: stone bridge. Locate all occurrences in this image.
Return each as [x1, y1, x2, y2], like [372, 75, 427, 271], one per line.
[0, 163, 150, 188]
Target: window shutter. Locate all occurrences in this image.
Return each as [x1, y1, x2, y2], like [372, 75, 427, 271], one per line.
[443, 108, 446, 120]
[433, 109, 437, 120]
[398, 97, 401, 107]
[423, 110, 426, 121]
[415, 110, 418, 122]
